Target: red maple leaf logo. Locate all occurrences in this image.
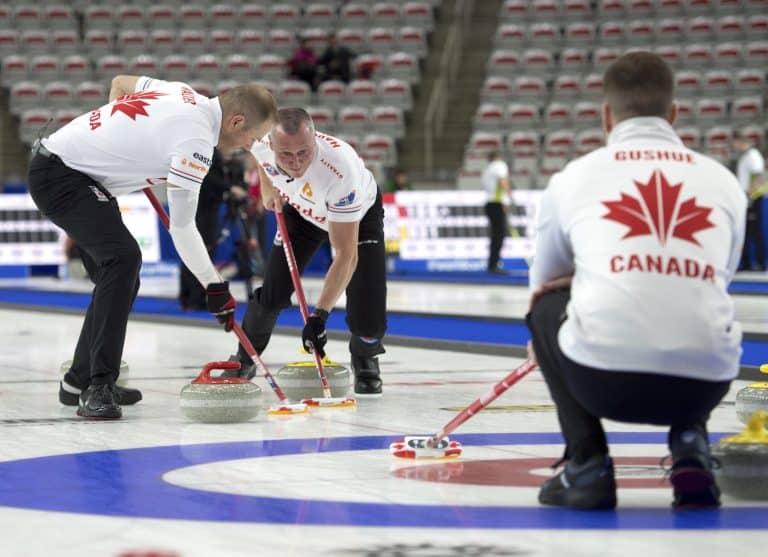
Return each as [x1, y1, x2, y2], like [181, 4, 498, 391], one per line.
[602, 170, 715, 246]
[110, 90, 166, 120]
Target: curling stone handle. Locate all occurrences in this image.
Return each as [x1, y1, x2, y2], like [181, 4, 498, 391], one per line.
[193, 361, 242, 384]
[760, 364, 768, 374]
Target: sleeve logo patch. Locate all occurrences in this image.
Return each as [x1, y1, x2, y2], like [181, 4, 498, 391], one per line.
[262, 163, 280, 177]
[193, 152, 212, 166]
[333, 190, 357, 207]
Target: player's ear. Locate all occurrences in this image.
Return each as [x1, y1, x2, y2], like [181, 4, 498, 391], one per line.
[230, 114, 246, 130]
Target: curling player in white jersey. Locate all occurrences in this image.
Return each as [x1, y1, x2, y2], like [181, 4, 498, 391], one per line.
[526, 52, 746, 510]
[28, 75, 277, 419]
[222, 108, 388, 396]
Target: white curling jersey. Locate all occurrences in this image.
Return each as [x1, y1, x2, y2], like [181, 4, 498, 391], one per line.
[251, 132, 378, 231]
[531, 117, 746, 381]
[43, 76, 220, 196]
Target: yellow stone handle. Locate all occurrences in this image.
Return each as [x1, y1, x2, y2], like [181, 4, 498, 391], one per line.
[722, 411, 768, 444]
[759, 364, 768, 374]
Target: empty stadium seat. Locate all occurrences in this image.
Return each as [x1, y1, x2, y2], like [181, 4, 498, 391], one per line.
[43, 81, 73, 108]
[74, 81, 106, 110]
[487, 50, 521, 77]
[338, 106, 370, 135]
[20, 30, 49, 56]
[318, 80, 347, 108]
[14, 4, 42, 30]
[179, 4, 208, 28]
[307, 105, 336, 132]
[385, 52, 419, 84]
[304, 3, 337, 28]
[0, 30, 17, 58]
[676, 70, 703, 97]
[676, 125, 702, 149]
[30, 55, 60, 82]
[513, 75, 547, 99]
[348, 79, 378, 105]
[20, 109, 53, 144]
[731, 96, 763, 122]
[371, 105, 405, 139]
[481, 76, 514, 103]
[147, 5, 177, 29]
[368, 27, 397, 55]
[9, 81, 41, 115]
[238, 4, 268, 28]
[507, 102, 541, 128]
[372, 2, 401, 27]
[160, 55, 191, 81]
[116, 5, 145, 30]
[45, 4, 77, 29]
[224, 54, 253, 81]
[52, 30, 79, 55]
[237, 30, 266, 57]
[269, 4, 301, 28]
[267, 29, 296, 58]
[378, 78, 412, 111]
[467, 131, 504, 153]
[256, 54, 287, 82]
[209, 4, 237, 29]
[279, 79, 311, 106]
[473, 103, 505, 131]
[117, 30, 148, 57]
[84, 5, 115, 30]
[178, 30, 207, 56]
[209, 29, 235, 56]
[552, 74, 581, 98]
[62, 55, 92, 84]
[84, 29, 114, 58]
[129, 54, 160, 76]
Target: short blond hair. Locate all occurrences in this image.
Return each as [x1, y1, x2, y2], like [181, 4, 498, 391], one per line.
[219, 84, 277, 129]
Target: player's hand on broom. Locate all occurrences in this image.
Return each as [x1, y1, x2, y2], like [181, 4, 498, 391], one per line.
[526, 340, 538, 367]
[302, 309, 328, 358]
[206, 281, 236, 332]
[528, 274, 573, 311]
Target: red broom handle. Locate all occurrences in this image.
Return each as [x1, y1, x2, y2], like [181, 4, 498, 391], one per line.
[274, 209, 333, 398]
[431, 358, 537, 445]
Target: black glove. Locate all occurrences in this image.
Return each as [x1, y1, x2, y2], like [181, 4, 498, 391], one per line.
[302, 309, 328, 358]
[206, 281, 236, 332]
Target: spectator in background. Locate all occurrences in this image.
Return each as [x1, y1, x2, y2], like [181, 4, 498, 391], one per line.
[733, 131, 766, 271]
[318, 32, 355, 84]
[179, 148, 230, 311]
[482, 151, 511, 275]
[289, 38, 319, 91]
[385, 168, 413, 193]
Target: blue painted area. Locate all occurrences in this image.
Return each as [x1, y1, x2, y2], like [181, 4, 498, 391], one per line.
[3, 288, 768, 365]
[0, 432, 763, 529]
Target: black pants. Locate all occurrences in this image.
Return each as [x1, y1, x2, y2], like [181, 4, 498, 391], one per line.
[28, 153, 142, 387]
[526, 289, 731, 463]
[740, 199, 765, 269]
[179, 202, 220, 309]
[485, 202, 507, 271]
[238, 190, 387, 361]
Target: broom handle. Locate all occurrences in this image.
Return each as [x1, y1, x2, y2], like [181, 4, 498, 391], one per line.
[274, 210, 333, 399]
[431, 358, 537, 445]
[142, 187, 290, 403]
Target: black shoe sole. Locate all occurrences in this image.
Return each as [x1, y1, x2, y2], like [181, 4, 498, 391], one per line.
[354, 379, 383, 397]
[671, 467, 721, 509]
[76, 407, 122, 419]
[539, 488, 617, 510]
[60, 383, 142, 406]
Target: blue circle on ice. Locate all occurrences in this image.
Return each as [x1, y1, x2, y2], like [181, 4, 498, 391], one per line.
[0, 432, 765, 529]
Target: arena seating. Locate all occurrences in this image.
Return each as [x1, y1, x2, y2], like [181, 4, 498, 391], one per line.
[2, 0, 442, 179]
[461, 0, 768, 189]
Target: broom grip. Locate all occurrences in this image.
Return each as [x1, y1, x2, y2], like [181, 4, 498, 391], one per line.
[432, 358, 537, 444]
[142, 187, 290, 402]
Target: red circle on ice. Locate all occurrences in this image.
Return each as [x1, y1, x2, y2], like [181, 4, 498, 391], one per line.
[392, 457, 670, 488]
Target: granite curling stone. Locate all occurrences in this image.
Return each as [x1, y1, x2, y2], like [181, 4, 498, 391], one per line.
[180, 361, 262, 423]
[275, 360, 351, 401]
[712, 411, 768, 501]
[735, 364, 768, 424]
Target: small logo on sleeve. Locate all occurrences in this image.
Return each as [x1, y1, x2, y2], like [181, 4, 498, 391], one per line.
[262, 162, 280, 177]
[333, 190, 357, 207]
